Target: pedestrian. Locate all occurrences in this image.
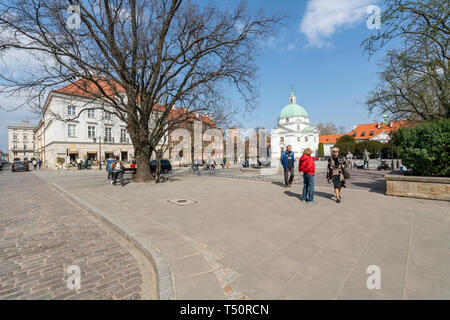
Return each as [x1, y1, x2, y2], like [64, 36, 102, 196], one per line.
[37, 159, 42, 169]
[194, 159, 199, 171]
[106, 156, 115, 181]
[281, 145, 295, 188]
[327, 147, 347, 203]
[32, 159, 37, 170]
[299, 148, 316, 204]
[111, 156, 125, 186]
[363, 148, 370, 170]
[77, 158, 82, 170]
[346, 150, 353, 169]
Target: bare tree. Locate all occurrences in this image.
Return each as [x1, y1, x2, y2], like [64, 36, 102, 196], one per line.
[317, 122, 338, 135]
[362, 0, 449, 121]
[0, 0, 282, 182]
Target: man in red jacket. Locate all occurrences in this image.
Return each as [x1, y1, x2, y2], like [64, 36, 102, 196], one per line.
[298, 148, 316, 204]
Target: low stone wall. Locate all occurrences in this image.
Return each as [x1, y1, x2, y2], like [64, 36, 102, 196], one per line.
[386, 174, 450, 201]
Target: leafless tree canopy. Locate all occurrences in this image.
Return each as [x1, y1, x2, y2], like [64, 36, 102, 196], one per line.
[0, 0, 282, 181]
[362, 0, 449, 121]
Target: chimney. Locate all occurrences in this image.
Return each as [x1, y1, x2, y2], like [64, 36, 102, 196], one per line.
[377, 122, 381, 129]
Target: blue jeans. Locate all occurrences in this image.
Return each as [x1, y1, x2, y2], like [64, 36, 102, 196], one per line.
[302, 174, 315, 202]
[364, 160, 369, 170]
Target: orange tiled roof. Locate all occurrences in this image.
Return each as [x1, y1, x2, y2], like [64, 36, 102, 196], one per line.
[319, 134, 344, 144]
[52, 79, 216, 128]
[52, 77, 124, 99]
[348, 121, 412, 140]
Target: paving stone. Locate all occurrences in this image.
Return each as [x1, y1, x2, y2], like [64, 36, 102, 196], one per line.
[0, 171, 154, 300]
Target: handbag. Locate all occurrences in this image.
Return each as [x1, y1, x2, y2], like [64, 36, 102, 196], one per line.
[343, 168, 351, 179]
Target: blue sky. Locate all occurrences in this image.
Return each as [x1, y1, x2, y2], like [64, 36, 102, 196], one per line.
[0, 0, 388, 152]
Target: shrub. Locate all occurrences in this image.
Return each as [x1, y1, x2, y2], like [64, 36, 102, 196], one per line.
[56, 157, 65, 165]
[318, 143, 324, 157]
[335, 135, 356, 155]
[393, 119, 450, 177]
[355, 140, 384, 158]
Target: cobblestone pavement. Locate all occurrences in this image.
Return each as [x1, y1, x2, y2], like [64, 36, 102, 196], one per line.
[0, 169, 156, 300]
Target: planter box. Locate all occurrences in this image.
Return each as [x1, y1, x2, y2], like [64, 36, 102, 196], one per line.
[386, 173, 450, 201]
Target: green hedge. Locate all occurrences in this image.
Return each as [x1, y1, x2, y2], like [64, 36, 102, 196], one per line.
[393, 119, 450, 177]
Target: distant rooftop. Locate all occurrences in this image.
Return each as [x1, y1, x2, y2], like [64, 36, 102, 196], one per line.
[7, 120, 36, 129]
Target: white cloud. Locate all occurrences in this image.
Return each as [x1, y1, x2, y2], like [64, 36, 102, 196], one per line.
[300, 0, 377, 48]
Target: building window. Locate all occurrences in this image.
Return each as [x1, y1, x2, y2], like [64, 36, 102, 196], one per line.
[104, 111, 112, 120]
[13, 143, 17, 150]
[88, 109, 95, 118]
[286, 118, 289, 123]
[361, 131, 366, 137]
[369, 131, 374, 136]
[23, 144, 27, 150]
[13, 135, 17, 140]
[297, 137, 301, 142]
[88, 126, 96, 139]
[120, 129, 127, 143]
[67, 105, 76, 115]
[105, 127, 112, 142]
[305, 136, 308, 142]
[297, 125, 300, 130]
[13, 152, 17, 156]
[23, 135, 27, 140]
[68, 124, 77, 137]
[280, 137, 284, 143]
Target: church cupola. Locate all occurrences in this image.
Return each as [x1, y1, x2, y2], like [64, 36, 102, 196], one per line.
[289, 90, 296, 104]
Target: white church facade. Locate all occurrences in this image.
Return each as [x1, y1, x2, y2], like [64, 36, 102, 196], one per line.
[270, 91, 319, 163]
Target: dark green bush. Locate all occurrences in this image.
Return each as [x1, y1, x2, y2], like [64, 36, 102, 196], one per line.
[335, 135, 356, 155]
[393, 119, 450, 177]
[318, 143, 324, 157]
[354, 140, 384, 159]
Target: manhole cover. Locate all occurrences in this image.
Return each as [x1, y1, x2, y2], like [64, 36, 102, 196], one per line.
[167, 199, 197, 206]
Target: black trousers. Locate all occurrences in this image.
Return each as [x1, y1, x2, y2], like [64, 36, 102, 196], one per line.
[284, 167, 294, 186]
[112, 171, 124, 186]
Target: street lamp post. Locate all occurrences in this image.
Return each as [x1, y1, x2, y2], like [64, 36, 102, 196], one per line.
[93, 137, 104, 171]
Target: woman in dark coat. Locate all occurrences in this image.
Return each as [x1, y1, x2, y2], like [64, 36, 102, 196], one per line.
[328, 147, 347, 203]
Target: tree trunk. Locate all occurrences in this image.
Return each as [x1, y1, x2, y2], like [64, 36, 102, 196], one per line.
[155, 149, 163, 183]
[134, 145, 153, 183]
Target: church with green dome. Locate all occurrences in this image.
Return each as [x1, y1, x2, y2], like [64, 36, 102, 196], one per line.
[271, 90, 319, 162]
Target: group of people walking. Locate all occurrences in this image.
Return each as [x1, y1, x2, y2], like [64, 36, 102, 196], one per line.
[280, 145, 350, 204]
[106, 156, 125, 186]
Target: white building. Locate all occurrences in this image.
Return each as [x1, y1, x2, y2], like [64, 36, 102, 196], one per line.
[36, 81, 146, 168]
[270, 91, 319, 163]
[8, 120, 36, 162]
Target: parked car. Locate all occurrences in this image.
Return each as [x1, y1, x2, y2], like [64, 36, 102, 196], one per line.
[0, 160, 3, 171]
[12, 161, 30, 172]
[150, 160, 172, 174]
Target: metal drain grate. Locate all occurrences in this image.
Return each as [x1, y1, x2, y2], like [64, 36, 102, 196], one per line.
[167, 199, 197, 206]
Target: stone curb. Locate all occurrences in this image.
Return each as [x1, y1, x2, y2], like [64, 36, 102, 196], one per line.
[51, 182, 176, 300]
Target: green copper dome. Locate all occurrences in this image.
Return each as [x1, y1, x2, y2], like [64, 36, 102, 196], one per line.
[279, 90, 308, 119]
[279, 103, 308, 119]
